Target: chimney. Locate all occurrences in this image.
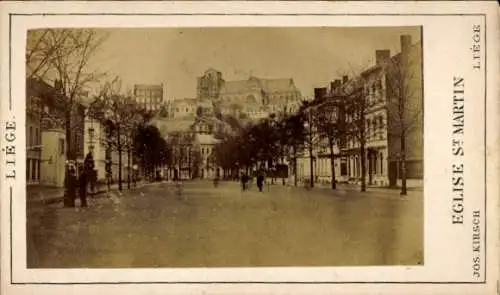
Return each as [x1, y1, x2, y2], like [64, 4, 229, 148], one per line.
[401, 35, 412, 54]
[375, 50, 391, 65]
[330, 79, 342, 92]
[314, 87, 327, 100]
[342, 75, 349, 84]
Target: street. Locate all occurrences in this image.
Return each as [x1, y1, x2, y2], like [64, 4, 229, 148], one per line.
[27, 180, 423, 268]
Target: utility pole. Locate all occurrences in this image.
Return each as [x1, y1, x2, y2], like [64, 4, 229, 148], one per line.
[308, 110, 314, 188]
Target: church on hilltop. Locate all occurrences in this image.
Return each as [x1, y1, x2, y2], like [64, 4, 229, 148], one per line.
[153, 68, 303, 180]
[197, 68, 302, 120]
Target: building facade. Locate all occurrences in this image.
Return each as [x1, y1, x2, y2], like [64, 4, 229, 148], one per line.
[196, 68, 224, 101]
[83, 115, 130, 183]
[134, 84, 165, 111]
[296, 34, 423, 188]
[217, 76, 302, 120]
[26, 78, 85, 187]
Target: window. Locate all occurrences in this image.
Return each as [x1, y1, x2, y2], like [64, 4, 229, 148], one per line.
[36, 160, 40, 180]
[380, 152, 384, 174]
[366, 120, 371, 138]
[26, 159, 31, 180]
[340, 160, 347, 176]
[32, 160, 37, 181]
[59, 138, 65, 155]
[29, 126, 33, 147]
[379, 116, 384, 139]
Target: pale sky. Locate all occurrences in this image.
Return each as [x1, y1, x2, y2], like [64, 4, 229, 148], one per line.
[87, 27, 421, 99]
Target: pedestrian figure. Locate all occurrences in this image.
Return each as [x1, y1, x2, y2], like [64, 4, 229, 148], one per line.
[257, 172, 264, 192]
[78, 170, 88, 208]
[175, 179, 183, 199]
[106, 171, 112, 192]
[213, 176, 219, 188]
[65, 167, 77, 207]
[132, 165, 138, 190]
[89, 169, 97, 198]
[241, 172, 248, 191]
[132, 173, 137, 190]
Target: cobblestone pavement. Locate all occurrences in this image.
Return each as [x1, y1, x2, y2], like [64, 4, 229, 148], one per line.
[27, 180, 423, 268]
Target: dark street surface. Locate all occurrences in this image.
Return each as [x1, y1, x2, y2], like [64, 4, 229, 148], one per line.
[27, 180, 423, 268]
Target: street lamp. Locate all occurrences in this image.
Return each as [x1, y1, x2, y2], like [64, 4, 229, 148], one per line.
[303, 114, 314, 188]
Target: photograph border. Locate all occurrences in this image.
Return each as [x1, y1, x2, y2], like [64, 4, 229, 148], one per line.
[7, 11, 487, 285]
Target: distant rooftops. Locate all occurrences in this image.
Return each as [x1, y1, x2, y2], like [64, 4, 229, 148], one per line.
[221, 77, 298, 94]
[134, 84, 163, 90]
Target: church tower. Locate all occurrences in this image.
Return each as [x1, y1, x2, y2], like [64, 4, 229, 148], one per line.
[196, 68, 224, 101]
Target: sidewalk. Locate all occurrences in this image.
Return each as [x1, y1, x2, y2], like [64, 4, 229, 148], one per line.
[27, 181, 147, 207]
[238, 179, 423, 200]
[308, 181, 423, 193]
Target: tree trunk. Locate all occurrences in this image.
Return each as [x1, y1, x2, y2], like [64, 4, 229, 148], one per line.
[117, 126, 122, 191]
[329, 140, 337, 190]
[63, 112, 74, 207]
[293, 154, 298, 187]
[127, 146, 131, 190]
[360, 140, 366, 192]
[309, 144, 314, 188]
[400, 131, 407, 196]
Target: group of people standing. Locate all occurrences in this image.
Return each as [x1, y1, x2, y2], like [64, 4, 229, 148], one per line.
[64, 153, 97, 208]
[240, 171, 266, 192]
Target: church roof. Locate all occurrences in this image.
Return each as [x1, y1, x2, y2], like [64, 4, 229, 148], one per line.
[221, 80, 250, 94]
[195, 133, 219, 145]
[153, 118, 194, 135]
[134, 84, 163, 91]
[261, 78, 297, 93]
[220, 77, 298, 94]
[170, 98, 197, 105]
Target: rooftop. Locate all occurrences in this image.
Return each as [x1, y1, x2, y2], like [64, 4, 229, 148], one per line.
[153, 118, 194, 135]
[195, 133, 220, 145]
[220, 77, 298, 94]
[134, 84, 163, 90]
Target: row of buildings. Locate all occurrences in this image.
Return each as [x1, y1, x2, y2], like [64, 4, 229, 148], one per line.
[27, 34, 422, 188]
[295, 34, 423, 187]
[152, 69, 304, 179]
[26, 78, 86, 187]
[26, 78, 132, 187]
[143, 34, 422, 187]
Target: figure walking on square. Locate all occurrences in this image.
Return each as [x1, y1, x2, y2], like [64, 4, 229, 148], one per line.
[241, 172, 248, 191]
[65, 167, 77, 207]
[257, 171, 265, 192]
[78, 169, 88, 208]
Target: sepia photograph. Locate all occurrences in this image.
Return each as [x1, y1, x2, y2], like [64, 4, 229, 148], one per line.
[1, 1, 498, 294]
[25, 26, 424, 269]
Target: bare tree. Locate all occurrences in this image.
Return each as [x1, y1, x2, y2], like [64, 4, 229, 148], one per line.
[100, 77, 146, 191]
[27, 29, 108, 206]
[125, 107, 155, 188]
[384, 46, 422, 195]
[342, 78, 368, 192]
[26, 29, 71, 80]
[299, 100, 323, 188]
[280, 113, 305, 187]
[311, 96, 344, 190]
[335, 60, 377, 193]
